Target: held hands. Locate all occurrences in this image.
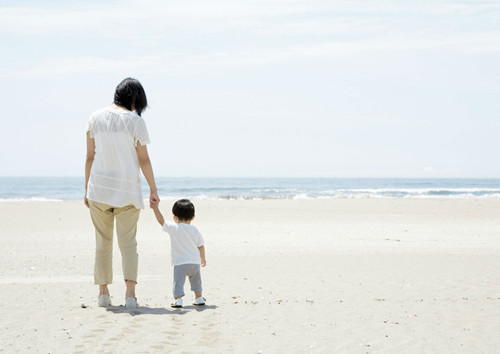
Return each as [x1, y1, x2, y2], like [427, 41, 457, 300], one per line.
[149, 191, 160, 208]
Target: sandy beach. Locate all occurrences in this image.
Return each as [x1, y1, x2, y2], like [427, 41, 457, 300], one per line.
[1, 198, 499, 353]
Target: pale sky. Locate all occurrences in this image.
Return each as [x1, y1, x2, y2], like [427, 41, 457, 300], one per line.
[1, 0, 499, 177]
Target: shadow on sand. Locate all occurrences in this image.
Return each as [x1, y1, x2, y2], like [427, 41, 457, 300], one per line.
[106, 304, 217, 316]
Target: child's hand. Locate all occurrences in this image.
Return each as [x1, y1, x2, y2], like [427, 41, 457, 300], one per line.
[201, 259, 206, 267]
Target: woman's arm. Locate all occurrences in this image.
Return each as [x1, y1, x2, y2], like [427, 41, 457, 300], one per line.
[84, 132, 95, 208]
[136, 143, 160, 206]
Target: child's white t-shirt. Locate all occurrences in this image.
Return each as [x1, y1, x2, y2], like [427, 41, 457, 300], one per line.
[162, 221, 204, 266]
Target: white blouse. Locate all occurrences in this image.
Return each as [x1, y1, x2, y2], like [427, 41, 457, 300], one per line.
[85, 105, 150, 209]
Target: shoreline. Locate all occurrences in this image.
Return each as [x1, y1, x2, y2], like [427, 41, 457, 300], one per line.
[2, 177, 500, 201]
[2, 195, 500, 202]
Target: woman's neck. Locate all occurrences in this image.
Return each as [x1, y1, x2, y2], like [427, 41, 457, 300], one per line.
[113, 103, 135, 111]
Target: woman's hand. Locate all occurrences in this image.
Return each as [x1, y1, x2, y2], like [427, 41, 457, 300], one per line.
[150, 191, 160, 208]
[84, 195, 90, 208]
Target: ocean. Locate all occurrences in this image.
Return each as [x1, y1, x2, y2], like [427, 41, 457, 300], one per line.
[1, 177, 500, 201]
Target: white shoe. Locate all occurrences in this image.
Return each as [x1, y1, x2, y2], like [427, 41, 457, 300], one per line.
[125, 297, 137, 309]
[193, 296, 205, 306]
[98, 295, 111, 307]
[171, 298, 183, 308]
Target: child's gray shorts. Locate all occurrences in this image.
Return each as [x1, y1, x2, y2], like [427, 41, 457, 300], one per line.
[173, 264, 202, 298]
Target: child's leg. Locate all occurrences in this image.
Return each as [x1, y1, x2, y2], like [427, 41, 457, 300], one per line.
[187, 264, 203, 298]
[173, 265, 187, 299]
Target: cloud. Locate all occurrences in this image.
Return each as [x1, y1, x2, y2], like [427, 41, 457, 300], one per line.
[1, 0, 499, 38]
[1, 56, 161, 78]
[3, 27, 500, 80]
[0, 1, 320, 36]
[1, 0, 500, 79]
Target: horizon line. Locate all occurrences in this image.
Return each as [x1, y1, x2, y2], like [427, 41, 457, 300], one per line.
[2, 176, 500, 179]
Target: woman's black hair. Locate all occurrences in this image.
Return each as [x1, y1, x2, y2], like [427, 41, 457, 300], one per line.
[113, 78, 148, 116]
[172, 199, 195, 221]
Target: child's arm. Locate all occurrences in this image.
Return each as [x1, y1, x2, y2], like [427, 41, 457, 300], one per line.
[151, 204, 165, 226]
[198, 245, 206, 267]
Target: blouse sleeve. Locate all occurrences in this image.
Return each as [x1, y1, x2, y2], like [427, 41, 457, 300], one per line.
[85, 116, 94, 138]
[134, 117, 150, 146]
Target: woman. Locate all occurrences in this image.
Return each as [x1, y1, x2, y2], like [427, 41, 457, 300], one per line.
[84, 78, 159, 308]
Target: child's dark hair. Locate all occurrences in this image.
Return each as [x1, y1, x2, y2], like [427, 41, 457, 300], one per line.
[114, 77, 148, 116]
[172, 199, 195, 221]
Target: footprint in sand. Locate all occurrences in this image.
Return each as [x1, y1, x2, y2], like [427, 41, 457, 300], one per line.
[196, 322, 222, 347]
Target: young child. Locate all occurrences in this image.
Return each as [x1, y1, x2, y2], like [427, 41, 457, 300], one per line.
[151, 199, 206, 308]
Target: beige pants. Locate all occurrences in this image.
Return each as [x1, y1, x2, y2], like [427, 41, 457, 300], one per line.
[89, 201, 140, 285]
